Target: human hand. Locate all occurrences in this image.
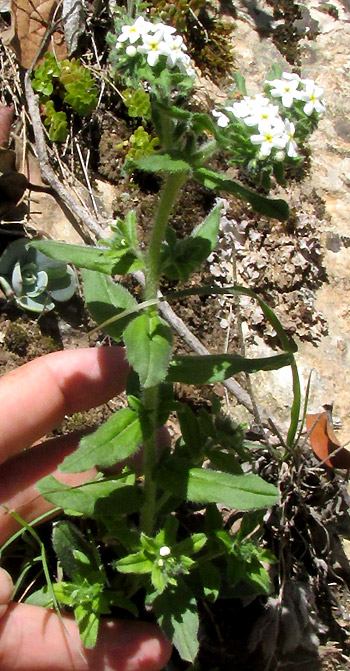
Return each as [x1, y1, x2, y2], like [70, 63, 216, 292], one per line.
[0, 347, 172, 671]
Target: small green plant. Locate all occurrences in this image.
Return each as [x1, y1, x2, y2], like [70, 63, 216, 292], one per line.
[0, 238, 76, 312]
[6, 11, 326, 664]
[126, 125, 160, 159]
[32, 54, 98, 141]
[123, 86, 151, 118]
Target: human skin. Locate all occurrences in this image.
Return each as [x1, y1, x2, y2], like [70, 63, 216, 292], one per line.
[0, 347, 172, 671]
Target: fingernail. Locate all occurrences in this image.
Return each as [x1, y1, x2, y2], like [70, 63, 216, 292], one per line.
[0, 568, 13, 605]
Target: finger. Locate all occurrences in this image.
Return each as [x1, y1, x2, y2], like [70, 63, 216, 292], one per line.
[0, 569, 13, 619]
[0, 602, 172, 671]
[0, 432, 97, 545]
[0, 347, 129, 465]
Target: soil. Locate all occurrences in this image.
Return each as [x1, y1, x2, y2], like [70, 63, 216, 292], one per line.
[1, 1, 350, 669]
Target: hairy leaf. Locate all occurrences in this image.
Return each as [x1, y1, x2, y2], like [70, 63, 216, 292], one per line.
[161, 204, 221, 281]
[124, 313, 173, 388]
[60, 407, 142, 472]
[153, 581, 199, 662]
[52, 521, 100, 580]
[131, 153, 190, 173]
[156, 458, 279, 509]
[83, 270, 138, 341]
[167, 352, 293, 384]
[193, 167, 289, 221]
[37, 474, 142, 516]
[30, 240, 118, 274]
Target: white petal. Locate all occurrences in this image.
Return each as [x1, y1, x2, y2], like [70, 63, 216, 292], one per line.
[147, 51, 159, 66]
[281, 91, 294, 108]
[303, 101, 314, 116]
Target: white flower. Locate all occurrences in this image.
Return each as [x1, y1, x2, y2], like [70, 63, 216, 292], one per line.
[117, 16, 153, 44]
[299, 79, 326, 116]
[283, 119, 298, 157]
[137, 29, 171, 66]
[212, 109, 230, 128]
[126, 45, 137, 57]
[250, 122, 287, 157]
[225, 99, 251, 119]
[159, 545, 171, 557]
[266, 72, 302, 108]
[244, 102, 282, 129]
[165, 34, 187, 68]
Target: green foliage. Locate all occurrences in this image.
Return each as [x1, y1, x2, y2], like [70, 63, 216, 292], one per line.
[150, 0, 206, 33]
[20, 26, 326, 662]
[123, 87, 151, 118]
[32, 53, 98, 142]
[126, 126, 160, 160]
[0, 238, 76, 313]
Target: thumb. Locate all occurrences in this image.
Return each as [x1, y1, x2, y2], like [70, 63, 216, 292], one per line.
[0, 569, 13, 618]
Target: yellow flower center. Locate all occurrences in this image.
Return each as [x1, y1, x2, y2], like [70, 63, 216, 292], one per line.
[149, 41, 159, 51]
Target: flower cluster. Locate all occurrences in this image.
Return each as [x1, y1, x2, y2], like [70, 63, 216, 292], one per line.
[212, 71, 325, 163]
[213, 95, 298, 159]
[115, 16, 195, 76]
[266, 72, 326, 116]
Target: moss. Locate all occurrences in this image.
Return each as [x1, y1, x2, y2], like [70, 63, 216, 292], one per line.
[319, 2, 339, 19]
[4, 321, 30, 355]
[265, 0, 303, 65]
[150, 0, 236, 85]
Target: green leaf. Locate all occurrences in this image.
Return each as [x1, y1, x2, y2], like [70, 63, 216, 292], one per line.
[153, 581, 199, 662]
[166, 352, 293, 384]
[82, 270, 138, 341]
[131, 153, 190, 173]
[75, 606, 99, 649]
[116, 551, 153, 574]
[198, 561, 221, 601]
[52, 521, 100, 580]
[124, 313, 173, 388]
[177, 404, 203, 461]
[193, 167, 289, 221]
[156, 458, 279, 509]
[29, 240, 119, 274]
[207, 449, 243, 475]
[25, 586, 53, 607]
[37, 475, 142, 516]
[161, 204, 221, 281]
[59, 407, 142, 473]
[234, 72, 247, 95]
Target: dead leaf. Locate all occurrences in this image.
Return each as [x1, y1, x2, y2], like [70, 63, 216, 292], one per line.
[0, 171, 29, 215]
[8, 0, 67, 69]
[62, 0, 84, 56]
[306, 406, 350, 469]
[0, 148, 17, 173]
[0, 106, 14, 148]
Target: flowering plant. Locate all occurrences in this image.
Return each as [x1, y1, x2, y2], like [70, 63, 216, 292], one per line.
[211, 65, 326, 188]
[15, 9, 326, 663]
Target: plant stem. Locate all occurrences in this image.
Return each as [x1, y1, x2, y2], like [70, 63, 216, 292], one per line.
[140, 384, 159, 535]
[145, 171, 188, 301]
[140, 171, 187, 535]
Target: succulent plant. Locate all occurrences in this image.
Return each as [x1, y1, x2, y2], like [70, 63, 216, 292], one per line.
[0, 238, 76, 312]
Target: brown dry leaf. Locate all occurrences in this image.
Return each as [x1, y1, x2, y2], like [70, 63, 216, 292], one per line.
[0, 148, 17, 173]
[0, 171, 30, 216]
[0, 105, 14, 148]
[8, 0, 67, 69]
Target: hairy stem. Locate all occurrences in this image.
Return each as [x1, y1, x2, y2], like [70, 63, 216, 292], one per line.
[145, 171, 188, 301]
[140, 171, 187, 535]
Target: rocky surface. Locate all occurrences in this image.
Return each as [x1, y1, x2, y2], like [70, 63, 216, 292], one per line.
[217, 1, 350, 440]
